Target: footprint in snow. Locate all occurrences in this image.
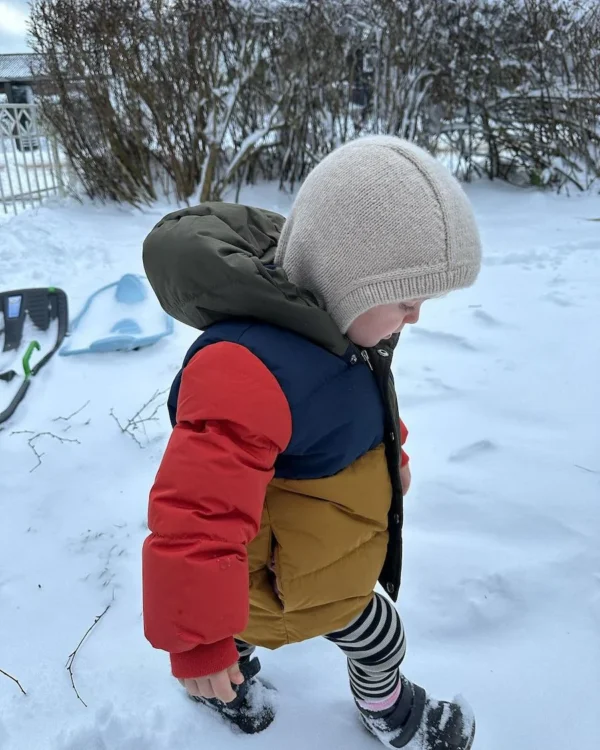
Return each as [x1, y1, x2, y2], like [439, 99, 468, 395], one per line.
[429, 572, 520, 637]
[56, 703, 177, 750]
[462, 573, 519, 628]
[551, 239, 599, 253]
[449, 440, 497, 463]
[483, 250, 551, 267]
[542, 291, 575, 307]
[472, 309, 505, 328]
[401, 376, 462, 408]
[548, 275, 567, 286]
[409, 327, 478, 352]
[424, 376, 457, 392]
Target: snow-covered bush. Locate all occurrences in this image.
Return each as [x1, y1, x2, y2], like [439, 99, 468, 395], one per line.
[28, 0, 600, 204]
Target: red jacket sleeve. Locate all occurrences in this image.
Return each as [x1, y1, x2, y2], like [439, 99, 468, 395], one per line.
[400, 419, 409, 467]
[143, 342, 292, 679]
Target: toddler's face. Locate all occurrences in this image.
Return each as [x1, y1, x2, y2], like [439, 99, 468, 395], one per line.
[346, 300, 425, 348]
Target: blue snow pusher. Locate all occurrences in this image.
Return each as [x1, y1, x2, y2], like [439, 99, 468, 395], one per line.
[0, 287, 69, 424]
[60, 274, 174, 356]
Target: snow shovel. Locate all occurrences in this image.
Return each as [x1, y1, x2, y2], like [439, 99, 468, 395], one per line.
[0, 287, 68, 425]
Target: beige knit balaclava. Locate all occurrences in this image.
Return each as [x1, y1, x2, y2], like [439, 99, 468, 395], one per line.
[275, 136, 482, 333]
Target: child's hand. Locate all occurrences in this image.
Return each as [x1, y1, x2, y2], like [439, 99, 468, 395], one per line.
[179, 662, 244, 703]
[400, 463, 411, 496]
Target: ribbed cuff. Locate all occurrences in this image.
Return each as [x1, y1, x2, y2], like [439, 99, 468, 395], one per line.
[170, 636, 239, 679]
[332, 265, 479, 333]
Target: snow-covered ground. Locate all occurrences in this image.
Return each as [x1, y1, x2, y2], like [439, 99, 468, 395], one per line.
[1, 182, 599, 750]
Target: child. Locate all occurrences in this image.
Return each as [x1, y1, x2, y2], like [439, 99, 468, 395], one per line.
[142, 136, 482, 749]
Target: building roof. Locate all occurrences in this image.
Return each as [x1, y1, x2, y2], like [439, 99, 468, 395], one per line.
[0, 54, 44, 82]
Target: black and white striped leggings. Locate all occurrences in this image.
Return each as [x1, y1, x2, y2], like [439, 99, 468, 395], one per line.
[235, 593, 406, 702]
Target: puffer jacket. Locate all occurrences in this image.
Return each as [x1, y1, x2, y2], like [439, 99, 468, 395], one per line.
[142, 203, 408, 679]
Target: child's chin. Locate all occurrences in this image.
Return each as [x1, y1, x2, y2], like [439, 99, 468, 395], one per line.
[349, 335, 380, 348]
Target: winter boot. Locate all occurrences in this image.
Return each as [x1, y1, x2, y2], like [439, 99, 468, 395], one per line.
[189, 656, 275, 734]
[358, 675, 475, 749]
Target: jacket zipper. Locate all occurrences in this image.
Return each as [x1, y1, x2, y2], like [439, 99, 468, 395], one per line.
[363, 347, 399, 462]
[361, 349, 373, 370]
[357, 343, 403, 597]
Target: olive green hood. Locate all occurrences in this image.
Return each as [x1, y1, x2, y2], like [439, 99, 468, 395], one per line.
[142, 202, 348, 356]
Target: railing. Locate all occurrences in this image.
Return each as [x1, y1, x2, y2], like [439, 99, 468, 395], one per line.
[0, 103, 66, 215]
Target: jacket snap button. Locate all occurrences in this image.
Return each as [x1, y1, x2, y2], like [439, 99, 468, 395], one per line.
[389, 432, 395, 442]
[350, 354, 358, 364]
[377, 349, 390, 357]
[386, 582, 395, 594]
[393, 514, 400, 524]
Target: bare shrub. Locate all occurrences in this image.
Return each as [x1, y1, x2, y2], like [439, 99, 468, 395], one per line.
[29, 0, 600, 203]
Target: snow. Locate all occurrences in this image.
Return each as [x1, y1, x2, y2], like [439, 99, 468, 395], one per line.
[1, 182, 599, 750]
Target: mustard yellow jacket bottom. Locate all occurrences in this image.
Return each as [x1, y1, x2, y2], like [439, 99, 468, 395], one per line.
[239, 444, 391, 648]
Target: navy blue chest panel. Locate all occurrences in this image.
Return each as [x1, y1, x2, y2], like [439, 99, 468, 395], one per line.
[168, 320, 385, 480]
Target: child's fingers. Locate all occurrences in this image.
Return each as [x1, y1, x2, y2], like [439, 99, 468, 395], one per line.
[400, 464, 411, 495]
[179, 665, 241, 702]
[210, 671, 237, 703]
[197, 679, 216, 699]
[228, 663, 245, 686]
[184, 677, 214, 699]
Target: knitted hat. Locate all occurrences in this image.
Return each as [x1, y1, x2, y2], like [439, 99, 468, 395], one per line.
[275, 136, 482, 333]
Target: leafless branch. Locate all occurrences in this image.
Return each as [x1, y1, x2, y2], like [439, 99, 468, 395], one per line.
[110, 389, 168, 448]
[575, 464, 599, 475]
[0, 668, 27, 696]
[28, 0, 600, 198]
[65, 604, 111, 708]
[11, 430, 81, 472]
[52, 401, 91, 423]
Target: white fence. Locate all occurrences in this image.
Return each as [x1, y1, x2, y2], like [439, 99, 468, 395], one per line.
[0, 103, 66, 215]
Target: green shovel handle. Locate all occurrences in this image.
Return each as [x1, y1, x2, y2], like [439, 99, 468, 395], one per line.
[23, 340, 41, 378]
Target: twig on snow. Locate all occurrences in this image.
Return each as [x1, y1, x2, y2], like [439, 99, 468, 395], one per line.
[11, 430, 81, 472]
[575, 464, 599, 475]
[110, 389, 168, 448]
[110, 409, 143, 447]
[0, 668, 27, 696]
[52, 400, 91, 424]
[65, 604, 111, 708]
